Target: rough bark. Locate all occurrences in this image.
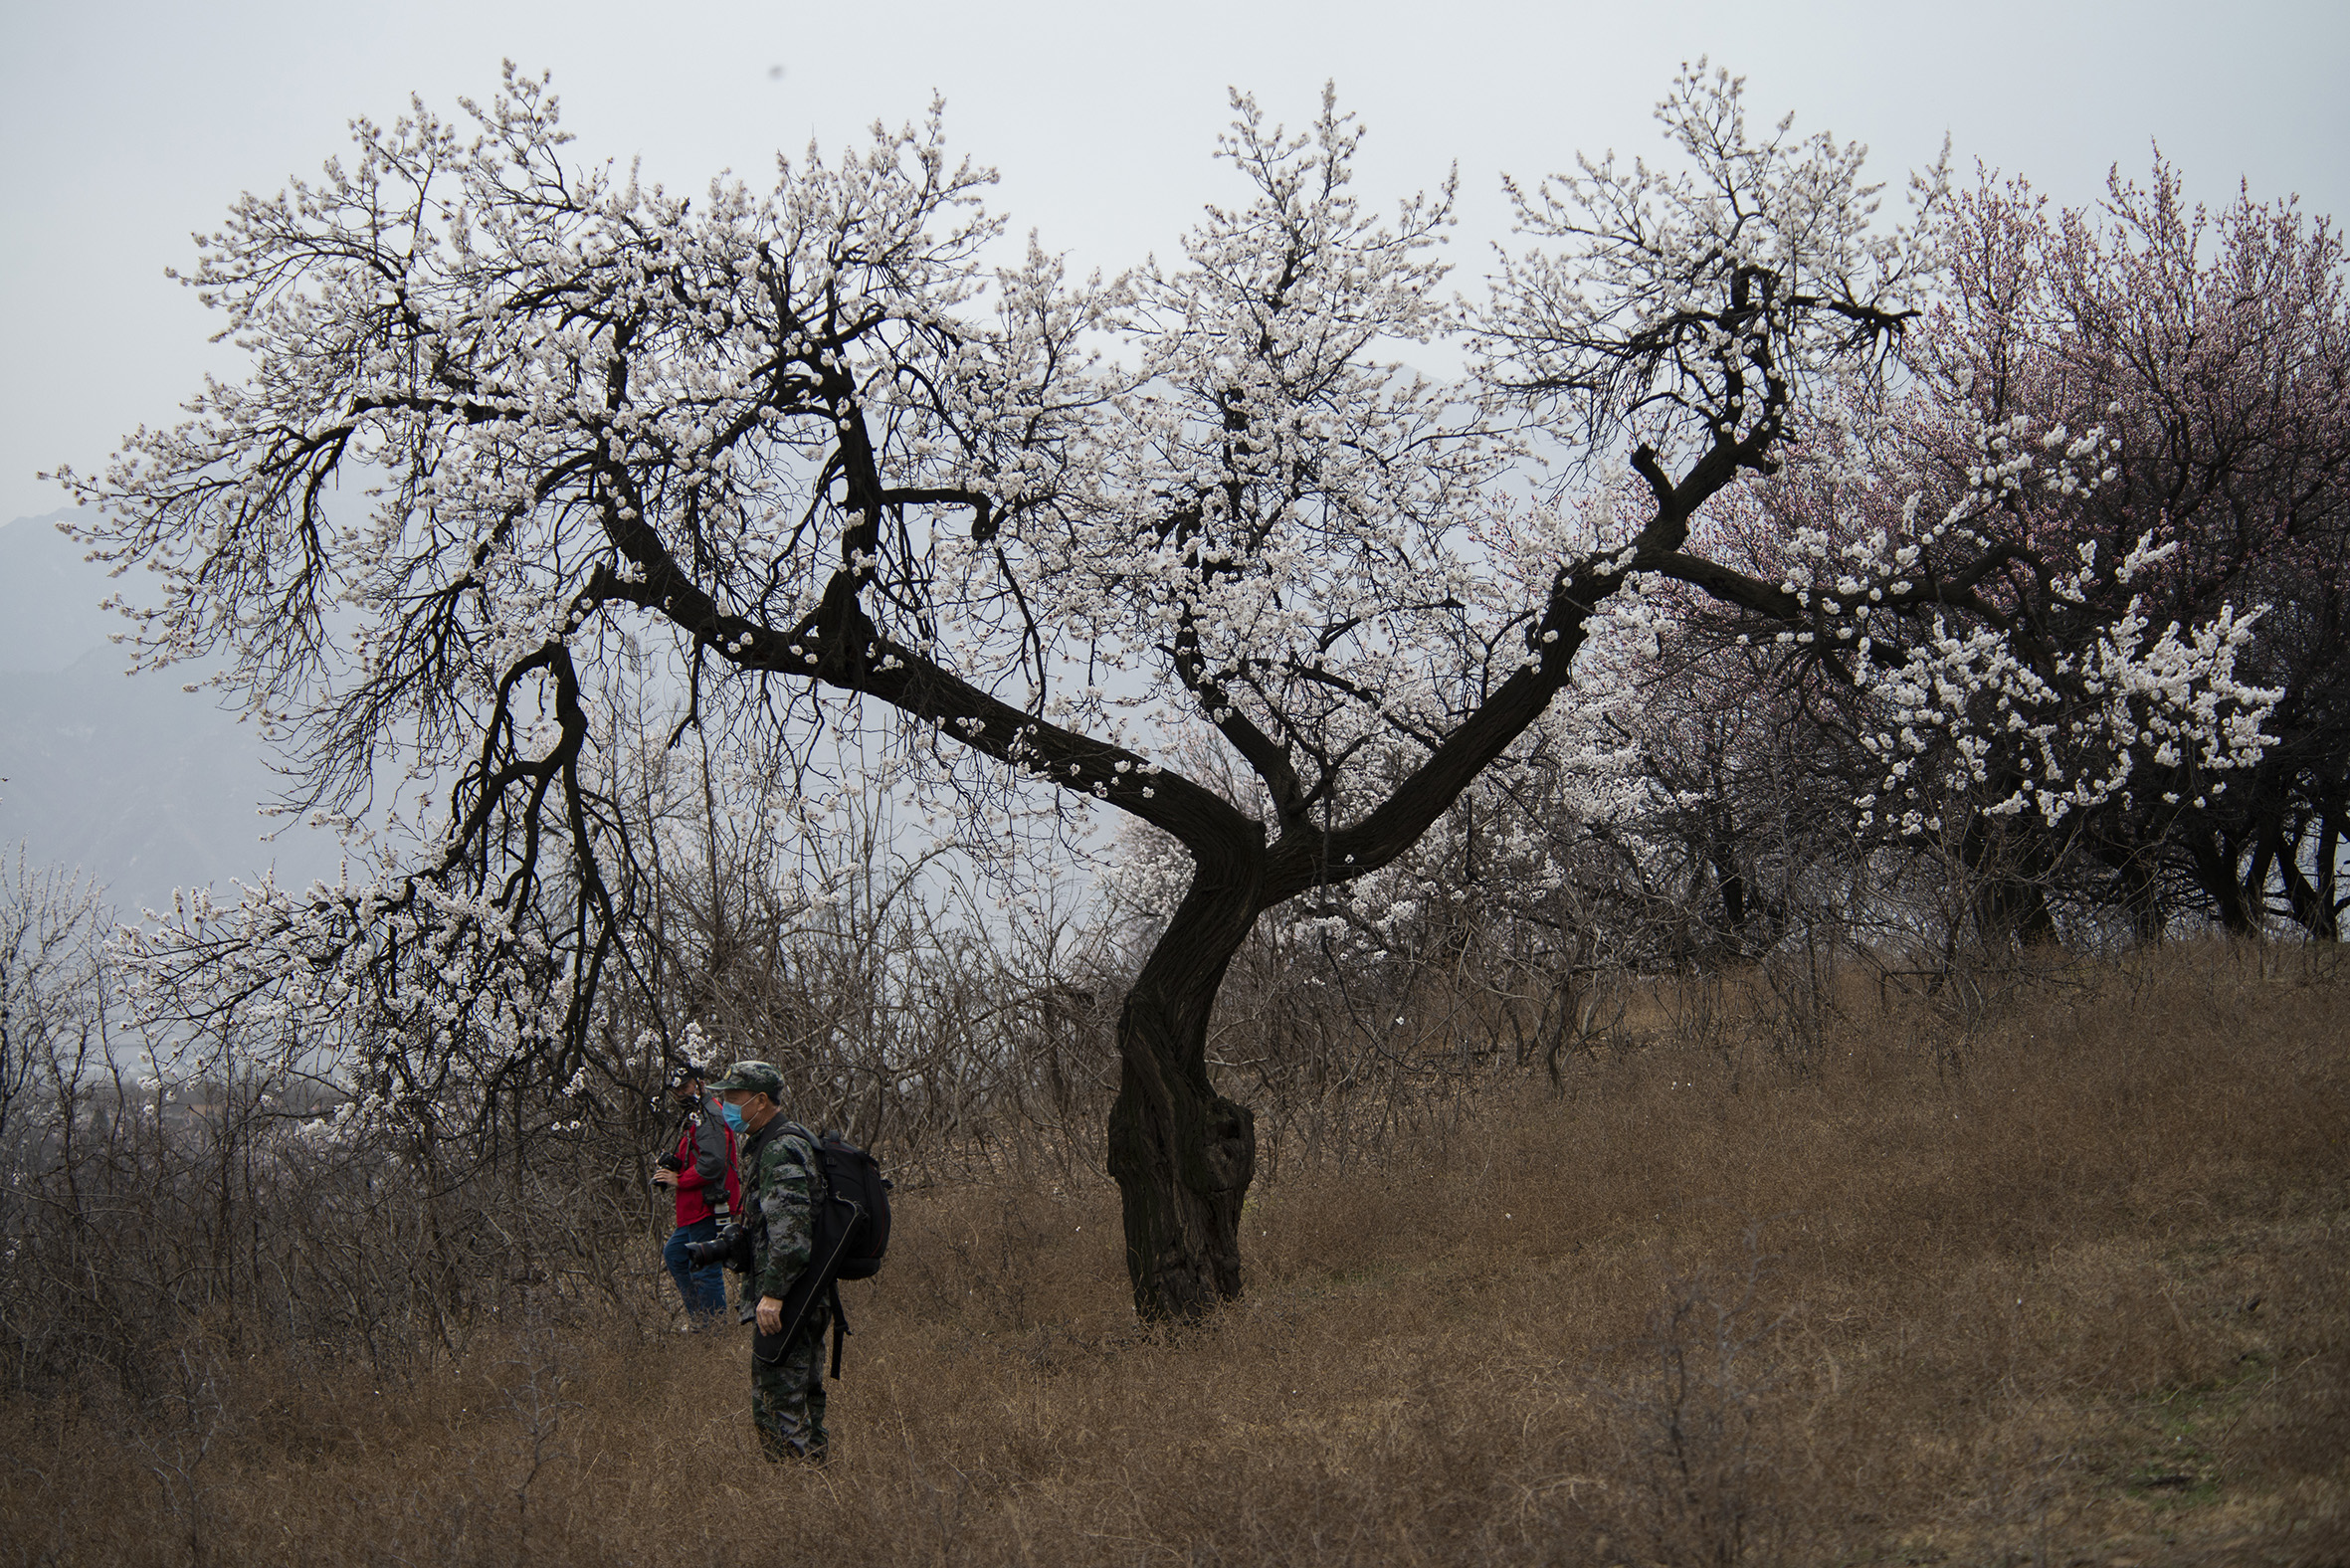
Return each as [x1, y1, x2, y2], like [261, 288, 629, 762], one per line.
[1105, 827, 1265, 1319]
[2319, 806, 2346, 940]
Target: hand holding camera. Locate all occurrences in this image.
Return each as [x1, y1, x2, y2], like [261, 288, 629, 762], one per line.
[682, 1223, 753, 1273]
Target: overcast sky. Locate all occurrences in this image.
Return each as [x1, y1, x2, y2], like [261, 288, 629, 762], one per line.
[5, 0, 2344, 524]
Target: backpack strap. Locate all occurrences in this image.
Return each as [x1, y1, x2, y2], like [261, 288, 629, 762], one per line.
[828, 1277, 849, 1379]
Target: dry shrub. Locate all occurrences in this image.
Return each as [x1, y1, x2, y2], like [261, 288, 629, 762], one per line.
[1592, 1241, 1797, 1568]
[2, 940, 2344, 1567]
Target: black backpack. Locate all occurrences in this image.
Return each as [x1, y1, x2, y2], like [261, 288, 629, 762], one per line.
[753, 1126, 891, 1377]
[814, 1129, 891, 1280]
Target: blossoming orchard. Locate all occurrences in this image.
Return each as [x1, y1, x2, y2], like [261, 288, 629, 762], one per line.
[58, 63, 2335, 1318]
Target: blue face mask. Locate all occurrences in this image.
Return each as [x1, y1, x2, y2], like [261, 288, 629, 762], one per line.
[719, 1101, 744, 1133]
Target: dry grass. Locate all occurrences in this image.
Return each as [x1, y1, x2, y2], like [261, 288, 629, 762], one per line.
[4, 941, 2345, 1567]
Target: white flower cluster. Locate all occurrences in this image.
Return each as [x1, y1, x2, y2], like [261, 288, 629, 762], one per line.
[1750, 403, 2279, 837]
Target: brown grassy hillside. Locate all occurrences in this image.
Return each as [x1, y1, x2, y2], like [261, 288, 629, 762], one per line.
[4, 942, 2344, 1567]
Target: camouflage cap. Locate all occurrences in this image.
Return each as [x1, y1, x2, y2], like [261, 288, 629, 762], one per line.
[708, 1060, 784, 1100]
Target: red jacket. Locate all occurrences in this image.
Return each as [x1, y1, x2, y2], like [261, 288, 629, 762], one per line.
[672, 1095, 742, 1227]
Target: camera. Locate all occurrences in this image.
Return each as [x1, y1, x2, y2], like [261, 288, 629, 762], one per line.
[683, 1223, 753, 1273]
[655, 1152, 684, 1173]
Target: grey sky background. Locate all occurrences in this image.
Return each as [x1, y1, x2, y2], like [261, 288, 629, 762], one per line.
[5, 0, 2346, 525]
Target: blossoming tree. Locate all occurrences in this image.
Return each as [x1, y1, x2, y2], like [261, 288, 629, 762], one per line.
[1898, 166, 2349, 937]
[1629, 163, 2337, 947]
[65, 63, 2246, 1316]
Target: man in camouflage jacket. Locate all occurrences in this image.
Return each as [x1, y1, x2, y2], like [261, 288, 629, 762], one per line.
[709, 1061, 829, 1462]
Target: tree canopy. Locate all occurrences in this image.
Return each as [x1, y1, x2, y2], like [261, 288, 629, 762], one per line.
[59, 63, 2290, 1315]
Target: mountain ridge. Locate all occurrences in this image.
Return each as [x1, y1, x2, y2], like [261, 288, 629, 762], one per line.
[1, 507, 340, 915]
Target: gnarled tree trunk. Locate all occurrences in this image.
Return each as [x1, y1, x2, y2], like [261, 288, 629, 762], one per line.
[1095, 443, 1782, 1320]
[1106, 827, 1264, 1319]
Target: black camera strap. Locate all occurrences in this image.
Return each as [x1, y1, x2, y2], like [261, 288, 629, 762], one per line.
[750, 1198, 861, 1368]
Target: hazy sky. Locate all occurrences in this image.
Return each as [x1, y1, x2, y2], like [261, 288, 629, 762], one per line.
[5, 0, 2345, 524]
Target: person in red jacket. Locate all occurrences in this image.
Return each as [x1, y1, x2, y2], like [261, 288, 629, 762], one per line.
[653, 1064, 742, 1327]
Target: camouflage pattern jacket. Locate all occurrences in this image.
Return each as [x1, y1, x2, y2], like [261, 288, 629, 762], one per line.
[739, 1115, 822, 1305]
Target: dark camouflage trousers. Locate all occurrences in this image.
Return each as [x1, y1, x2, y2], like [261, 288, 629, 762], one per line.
[751, 1304, 829, 1463]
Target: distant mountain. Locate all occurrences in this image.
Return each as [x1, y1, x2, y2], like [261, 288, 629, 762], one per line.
[0, 507, 341, 916]
[0, 506, 119, 673]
